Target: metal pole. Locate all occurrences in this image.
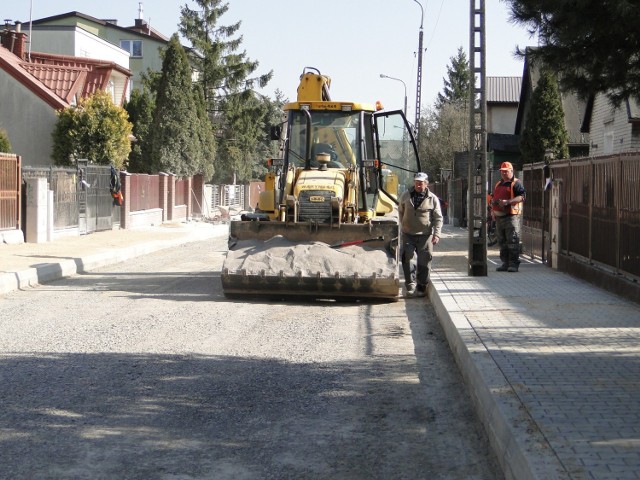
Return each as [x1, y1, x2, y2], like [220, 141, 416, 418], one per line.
[467, 0, 488, 276]
[412, 0, 424, 148]
[28, 0, 33, 61]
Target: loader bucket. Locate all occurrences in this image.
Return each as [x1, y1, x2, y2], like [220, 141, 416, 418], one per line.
[221, 220, 400, 301]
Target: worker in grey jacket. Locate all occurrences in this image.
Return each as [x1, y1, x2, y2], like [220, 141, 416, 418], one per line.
[398, 172, 443, 297]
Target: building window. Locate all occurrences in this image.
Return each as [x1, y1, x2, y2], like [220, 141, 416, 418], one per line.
[120, 40, 143, 58]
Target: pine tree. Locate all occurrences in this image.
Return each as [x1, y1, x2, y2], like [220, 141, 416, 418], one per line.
[124, 87, 155, 173]
[519, 69, 569, 164]
[251, 89, 286, 180]
[193, 83, 217, 180]
[215, 91, 272, 183]
[436, 47, 471, 110]
[149, 34, 206, 176]
[420, 48, 471, 178]
[179, 0, 272, 183]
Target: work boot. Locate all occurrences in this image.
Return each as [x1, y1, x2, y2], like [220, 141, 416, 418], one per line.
[507, 265, 519, 272]
[406, 284, 416, 295]
[496, 264, 509, 272]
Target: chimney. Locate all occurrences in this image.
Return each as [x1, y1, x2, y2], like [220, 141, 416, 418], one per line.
[1, 19, 12, 51]
[1, 21, 26, 58]
[135, 2, 147, 28]
[12, 22, 27, 59]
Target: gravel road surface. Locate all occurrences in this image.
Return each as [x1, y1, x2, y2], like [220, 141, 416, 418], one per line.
[0, 237, 502, 479]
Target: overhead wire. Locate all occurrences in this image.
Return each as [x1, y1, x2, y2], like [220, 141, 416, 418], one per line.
[425, 0, 445, 51]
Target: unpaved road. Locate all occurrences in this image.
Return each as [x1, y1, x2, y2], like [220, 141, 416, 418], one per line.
[0, 237, 502, 479]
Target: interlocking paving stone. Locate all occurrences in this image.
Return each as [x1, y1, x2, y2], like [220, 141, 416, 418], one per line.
[431, 227, 640, 479]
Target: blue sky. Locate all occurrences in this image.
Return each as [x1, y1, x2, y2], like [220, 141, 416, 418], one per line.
[3, 0, 536, 115]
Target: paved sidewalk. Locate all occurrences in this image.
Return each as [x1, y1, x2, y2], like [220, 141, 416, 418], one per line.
[430, 225, 640, 480]
[0, 221, 228, 295]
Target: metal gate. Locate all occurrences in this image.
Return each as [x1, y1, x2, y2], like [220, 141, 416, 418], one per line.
[22, 163, 116, 236]
[211, 184, 245, 209]
[521, 165, 549, 262]
[77, 161, 116, 234]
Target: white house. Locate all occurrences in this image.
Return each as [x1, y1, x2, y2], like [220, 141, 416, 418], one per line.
[584, 95, 640, 155]
[29, 10, 175, 93]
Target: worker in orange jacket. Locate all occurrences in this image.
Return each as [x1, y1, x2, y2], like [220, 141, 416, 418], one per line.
[491, 162, 526, 272]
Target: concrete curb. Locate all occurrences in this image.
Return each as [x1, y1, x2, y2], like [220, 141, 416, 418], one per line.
[429, 280, 569, 480]
[0, 223, 229, 295]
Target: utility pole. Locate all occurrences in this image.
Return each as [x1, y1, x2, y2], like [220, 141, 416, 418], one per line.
[412, 0, 424, 148]
[467, 0, 488, 276]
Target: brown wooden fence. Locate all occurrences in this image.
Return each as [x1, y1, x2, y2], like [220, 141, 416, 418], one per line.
[0, 153, 21, 231]
[126, 174, 192, 214]
[523, 153, 640, 280]
[175, 178, 189, 207]
[129, 174, 161, 212]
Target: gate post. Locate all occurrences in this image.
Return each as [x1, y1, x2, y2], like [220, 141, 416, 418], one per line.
[25, 177, 48, 243]
[550, 179, 563, 269]
[167, 174, 176, 222]
[159, 173, 169, 222]
[120, 172, 131, 229]
[192, 174, 205, 217]
[186, 176, 193, 219]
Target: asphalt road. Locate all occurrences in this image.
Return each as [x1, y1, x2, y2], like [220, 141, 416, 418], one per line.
[0, 237, 503, 480]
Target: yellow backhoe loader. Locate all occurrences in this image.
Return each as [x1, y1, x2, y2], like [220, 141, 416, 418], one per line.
[221, 67, 421, 300]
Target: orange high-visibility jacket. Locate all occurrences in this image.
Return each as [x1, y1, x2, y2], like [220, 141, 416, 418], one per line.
[492, 177, 523, 216]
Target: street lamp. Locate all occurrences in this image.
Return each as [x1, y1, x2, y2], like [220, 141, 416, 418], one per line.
[380, 74, 409, 178]
[379, 74, 408, 117]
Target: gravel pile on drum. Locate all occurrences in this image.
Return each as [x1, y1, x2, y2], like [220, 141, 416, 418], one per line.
[225, 235, 397, 278]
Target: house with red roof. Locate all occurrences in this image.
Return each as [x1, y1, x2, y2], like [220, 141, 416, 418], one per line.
[0, 22, 131, 167]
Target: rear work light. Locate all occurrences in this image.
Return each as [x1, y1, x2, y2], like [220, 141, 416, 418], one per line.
[267, 158, 284, 168]
[362, 159, 380, 168]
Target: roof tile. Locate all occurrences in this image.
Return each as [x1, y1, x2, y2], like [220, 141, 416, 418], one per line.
[21, 63, 88, 103]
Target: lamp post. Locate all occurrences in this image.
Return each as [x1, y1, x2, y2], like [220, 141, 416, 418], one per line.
[412, 0, 424, 147]
[379, 74, 408, 116]
[380, 74, 409, 178]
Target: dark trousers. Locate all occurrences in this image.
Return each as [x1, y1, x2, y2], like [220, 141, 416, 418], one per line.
[496, 215, 521, 266]
[401, 233, 433, 287]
